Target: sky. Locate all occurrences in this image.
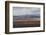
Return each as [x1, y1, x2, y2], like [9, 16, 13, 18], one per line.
[13, 7, 40, 16]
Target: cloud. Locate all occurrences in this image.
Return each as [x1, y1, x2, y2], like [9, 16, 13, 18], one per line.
[13, 7, 40, 16]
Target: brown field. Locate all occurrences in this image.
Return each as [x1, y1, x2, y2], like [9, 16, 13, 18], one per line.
[13, 18, 40, 28]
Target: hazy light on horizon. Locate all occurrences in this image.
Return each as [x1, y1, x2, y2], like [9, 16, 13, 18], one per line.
[13, 7, 40, 16]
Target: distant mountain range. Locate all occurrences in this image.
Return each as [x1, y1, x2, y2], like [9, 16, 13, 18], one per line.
[13, 15, 40, 20]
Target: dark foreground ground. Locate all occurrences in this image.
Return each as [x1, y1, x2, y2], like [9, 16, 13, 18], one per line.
[13, 16, 40, 28]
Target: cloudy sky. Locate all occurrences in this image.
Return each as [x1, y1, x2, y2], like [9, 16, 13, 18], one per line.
[13, 7, 40, 16]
